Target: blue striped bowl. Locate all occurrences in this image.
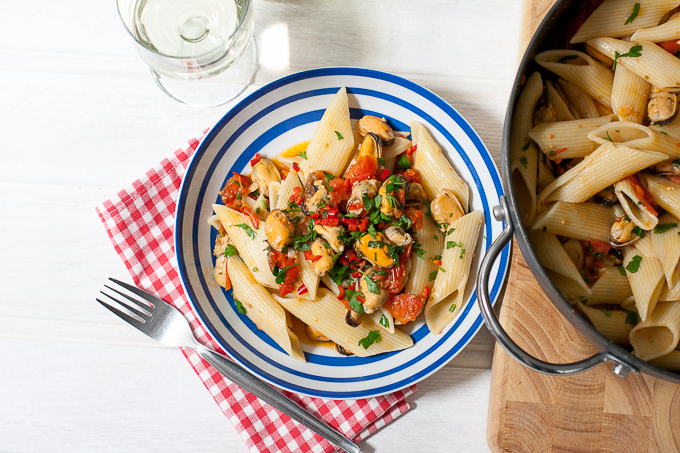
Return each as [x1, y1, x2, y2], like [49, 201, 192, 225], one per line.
[175, 67, 510, 398]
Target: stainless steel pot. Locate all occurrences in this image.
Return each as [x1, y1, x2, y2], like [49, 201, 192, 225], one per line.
[476, 0, 680, 384]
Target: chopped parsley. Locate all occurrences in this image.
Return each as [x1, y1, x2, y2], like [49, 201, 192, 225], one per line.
[223, 244, 238, 257]
[234, 298, 247, 315]
[542, 226, 547, 232]
[447, 241, 462, 249]
[423, 198, 432, 217]
[367, 223, 378, 239]
[358, 330, 382, 349]
[379, 315, 390, 328]
[272, 263, 298, 284]
[334, 131, 344, 140]
[345, 290, 365, 313]
[599, 309, 612, 316]
[449, 303, 457, 312]
[522, 141, 531, 151]
[323, 171, 335, 185]
[367, 240, 385, 248]
[617, 266, 627, 276]
[252, 267, 259, 272]
[329, 263, 352, 286]
[397, 154, 412, 169]
[519, 155, 528, 168]
[299, 150, 307, 159]
[433, 234, 439, 241]
[612, 45, 642, 70]
[604, 131, 614, 142]
[624, 3, 640, 25]
[661, 131, 669, 136]
[631, 226, 645, 239]
[414, 246, 426, 260]
[654, 223, 677, 234]
[429, 271, 438, 281]
[364, 274, 381, 295]
[235, 223, 256, 240]
[626, 255, 642, 273]
[624, 310, 639, 326]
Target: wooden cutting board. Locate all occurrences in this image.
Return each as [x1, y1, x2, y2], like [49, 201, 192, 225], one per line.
[487, 1, 680, 451]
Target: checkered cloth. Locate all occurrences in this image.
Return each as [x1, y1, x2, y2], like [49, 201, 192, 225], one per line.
[96, 133, 416, 453]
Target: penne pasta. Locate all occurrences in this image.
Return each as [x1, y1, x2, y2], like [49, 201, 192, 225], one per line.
[623, 245, 665, 322]
[631, 17, 680, 43]
[412, 120, 469, 211]
[584, 265, 633, 305]
[571, 0, 678, 43]
[538, 143, 667, 206]
[298, 87, 354, 179]
[588, 121, 680, 159]
[532, 201, 616, 243]
[557, 78, 601, 119]
[535, 50, 613, 106]
[648, 349, 680, 370]
[426, 211, 483, 334]
[586, 39, 680, 91]
[630, 301, 680, 361]
[651, 213, 680, 288]
[229, 256, 305, 361]
[405, 212, 444, 297]
[274, 289, 413, 357]
[382, 136, 413, 160]
[509, 71, 543, 225]
[611, 64, 650, 124]
[615, 178, 659, 230]
[528, 115, 613, 160]
[529, 230, 591, 296]
[577, 301, 636, 346]
[212, 205, 278, 289]
[275, 170, 304, 212]
[644, 174, 680, 221]
[546, 79, 576, 121]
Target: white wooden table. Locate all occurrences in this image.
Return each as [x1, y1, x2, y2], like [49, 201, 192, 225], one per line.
[0, 1, 522, 451]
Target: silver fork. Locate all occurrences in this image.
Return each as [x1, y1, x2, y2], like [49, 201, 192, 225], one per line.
[97, 278, 360, 453]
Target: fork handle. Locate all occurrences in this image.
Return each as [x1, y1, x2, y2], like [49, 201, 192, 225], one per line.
[195, 345, 361, 453]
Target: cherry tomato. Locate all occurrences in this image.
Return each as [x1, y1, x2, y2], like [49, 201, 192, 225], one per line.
[581, 239, 611, 283]
[626, 174, 658, 216]
[659, 40, 680, 55]
[269, 250, 300, 296]
[404, 207, 423, 230]
[383, 293, 425, 325]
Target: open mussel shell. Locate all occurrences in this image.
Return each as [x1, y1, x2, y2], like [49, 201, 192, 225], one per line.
[608, 233, 640, 249]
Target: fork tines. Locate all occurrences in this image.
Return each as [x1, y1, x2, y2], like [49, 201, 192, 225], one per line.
[97, 279, 155, 325]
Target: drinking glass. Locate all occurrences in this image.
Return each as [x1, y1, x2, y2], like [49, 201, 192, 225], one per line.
[116, 0, 255, 107]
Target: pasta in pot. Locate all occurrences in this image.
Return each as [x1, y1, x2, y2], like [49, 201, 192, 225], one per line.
[519, 0, 680, 369]
[207, 87, 482, 360]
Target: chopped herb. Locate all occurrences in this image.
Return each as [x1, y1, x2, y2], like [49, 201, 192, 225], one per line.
[429, 271, 438, 281]
[414, 247, 426, 260]
[299, 150, 307, 159]
[234, 298, 247, 315]
[323, 171, 335, 185]
[654, 223, 678, 234]
[364, 275, 381, 295]
[459, 249, 466, 259]
[637, 201, 643, 206]
[624, 214, 631, 222]
[600, 309, 612, 316]
[624, 3, 640, 25]
[433, 234, 439, 241]
[423, 198, 432, 217]
[223, 244, 239, 257]
[322, 241, 331, 249]
[519, 155, 528, 168]
[373, 269, 388, 276]
[367, 240, 385, 248]
[612, 45, 642, 70]
[661, 131, 669, 136]
[397, 214, 412, 230]
[604, 131, 614, 142]
[252, 267, 259, 272]
[522, 141, 531, 151]
[624, 310, 639, 326]
[236, 191, 242, 200]
[345, 290, 365, 313]
[542, 226, 547, 232]
[235, 223, 257, 240]
[358, 330, 382, 349]
[626, 255, 643, 273]
[557, 54, 580, 64]
[617, 266, 627, 276]
[446, 227, 456, 236]
[367, 223, 378, 239]
[377, 157, 386, 166]
[397, 154, 412, 169]
[447, 241, 462, 249]
[438, 266, 446, 272]
[379, 315, 390, 328]
[631, 226, 645, 238]
[272, 263, 299, 284]
[449, 303, 457, 312]
[334, 131, 344, 140]
[329, 263, 352, 286]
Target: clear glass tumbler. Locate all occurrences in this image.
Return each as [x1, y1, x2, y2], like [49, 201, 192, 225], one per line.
[116, 0, 255, 107]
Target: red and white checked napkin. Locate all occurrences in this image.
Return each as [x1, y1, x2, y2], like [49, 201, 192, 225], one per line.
[96, 133, 417, 453]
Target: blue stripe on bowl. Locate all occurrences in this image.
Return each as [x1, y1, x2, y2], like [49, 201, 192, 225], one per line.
[175, 67, 510, 398]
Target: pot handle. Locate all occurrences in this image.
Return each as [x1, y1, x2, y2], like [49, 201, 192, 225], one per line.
[477, 196, 636, 378]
